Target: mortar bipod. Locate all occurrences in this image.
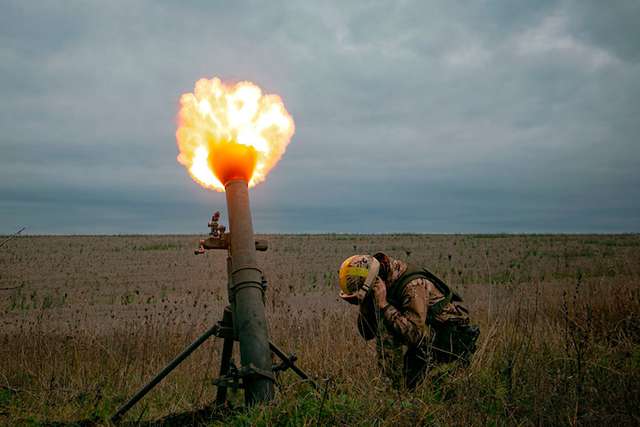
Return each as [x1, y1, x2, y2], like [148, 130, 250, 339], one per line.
[213, 306, 318, 405]
[110, 306, 317, 423]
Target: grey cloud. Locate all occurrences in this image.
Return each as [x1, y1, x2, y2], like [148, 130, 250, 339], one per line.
[564, 0, 640, 63]
[0, 0, 638, 234]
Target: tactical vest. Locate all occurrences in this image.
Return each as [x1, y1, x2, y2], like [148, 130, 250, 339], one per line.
[387, 266, 463, 325]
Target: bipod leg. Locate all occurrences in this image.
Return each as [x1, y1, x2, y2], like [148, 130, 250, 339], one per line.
[215, 307, 235, 405]
[269, 341, 318, 390]
[111, 323, 219, 424]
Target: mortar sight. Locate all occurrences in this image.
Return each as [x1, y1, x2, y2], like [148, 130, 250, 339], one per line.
[208, 211, 224, 237]
[195, 212, 268, 255]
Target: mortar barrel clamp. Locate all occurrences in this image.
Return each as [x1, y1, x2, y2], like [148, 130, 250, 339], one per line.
[229, 267, 266, 301]
[238, 363, 276, 382]
[272, 353, 298, 373]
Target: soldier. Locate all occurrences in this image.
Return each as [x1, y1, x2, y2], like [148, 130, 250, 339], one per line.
[338, 253, 479, 389]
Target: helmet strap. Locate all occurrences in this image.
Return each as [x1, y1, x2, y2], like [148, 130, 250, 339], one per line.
[357, 257, 380, 300]
[373, 252, 390, 281]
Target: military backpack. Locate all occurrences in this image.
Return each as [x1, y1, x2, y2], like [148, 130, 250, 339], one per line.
[387, 266, 480, 364]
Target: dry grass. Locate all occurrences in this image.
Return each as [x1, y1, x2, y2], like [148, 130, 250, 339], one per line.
[1, 234, 639, 426]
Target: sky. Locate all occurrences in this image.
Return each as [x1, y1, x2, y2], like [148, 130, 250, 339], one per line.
[1, 0, 639, 234]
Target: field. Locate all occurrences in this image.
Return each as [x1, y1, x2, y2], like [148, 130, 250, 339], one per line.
[1, 234, 639, 426]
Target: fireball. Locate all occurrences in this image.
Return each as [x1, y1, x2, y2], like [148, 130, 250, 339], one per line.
[176, 77, 295, 191]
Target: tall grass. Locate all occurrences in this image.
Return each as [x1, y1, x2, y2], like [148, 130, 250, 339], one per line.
[0, 235, 639, 425]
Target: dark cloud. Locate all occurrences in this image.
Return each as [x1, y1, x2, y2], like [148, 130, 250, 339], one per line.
[1, 0, 638, 234]
[565, 0, 640, 62]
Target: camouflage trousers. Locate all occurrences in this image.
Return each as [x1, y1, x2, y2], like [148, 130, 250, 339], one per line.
[375, 334, 430, 389]
[375, 323, 480, 389]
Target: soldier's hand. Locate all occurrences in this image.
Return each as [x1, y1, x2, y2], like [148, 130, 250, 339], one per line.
[371, 278, 387, 309]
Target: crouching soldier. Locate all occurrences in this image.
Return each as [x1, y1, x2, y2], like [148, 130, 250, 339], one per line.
[338, 253, 480, 389]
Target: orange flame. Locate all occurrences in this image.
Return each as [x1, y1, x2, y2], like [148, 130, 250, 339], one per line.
[176, 77, 295, 191]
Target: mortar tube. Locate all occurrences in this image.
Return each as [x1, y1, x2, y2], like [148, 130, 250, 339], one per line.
[224, 179, 274, 404]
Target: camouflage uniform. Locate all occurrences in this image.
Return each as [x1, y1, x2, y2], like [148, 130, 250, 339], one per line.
[356, 257, 470, 389]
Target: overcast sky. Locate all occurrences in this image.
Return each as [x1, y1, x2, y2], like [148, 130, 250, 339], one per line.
[1, 1, 639, 234]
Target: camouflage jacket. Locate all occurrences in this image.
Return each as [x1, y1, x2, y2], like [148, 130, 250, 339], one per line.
[357, 257, 468, 348]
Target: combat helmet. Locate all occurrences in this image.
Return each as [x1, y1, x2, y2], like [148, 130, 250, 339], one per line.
[338, 254, 380, 304]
